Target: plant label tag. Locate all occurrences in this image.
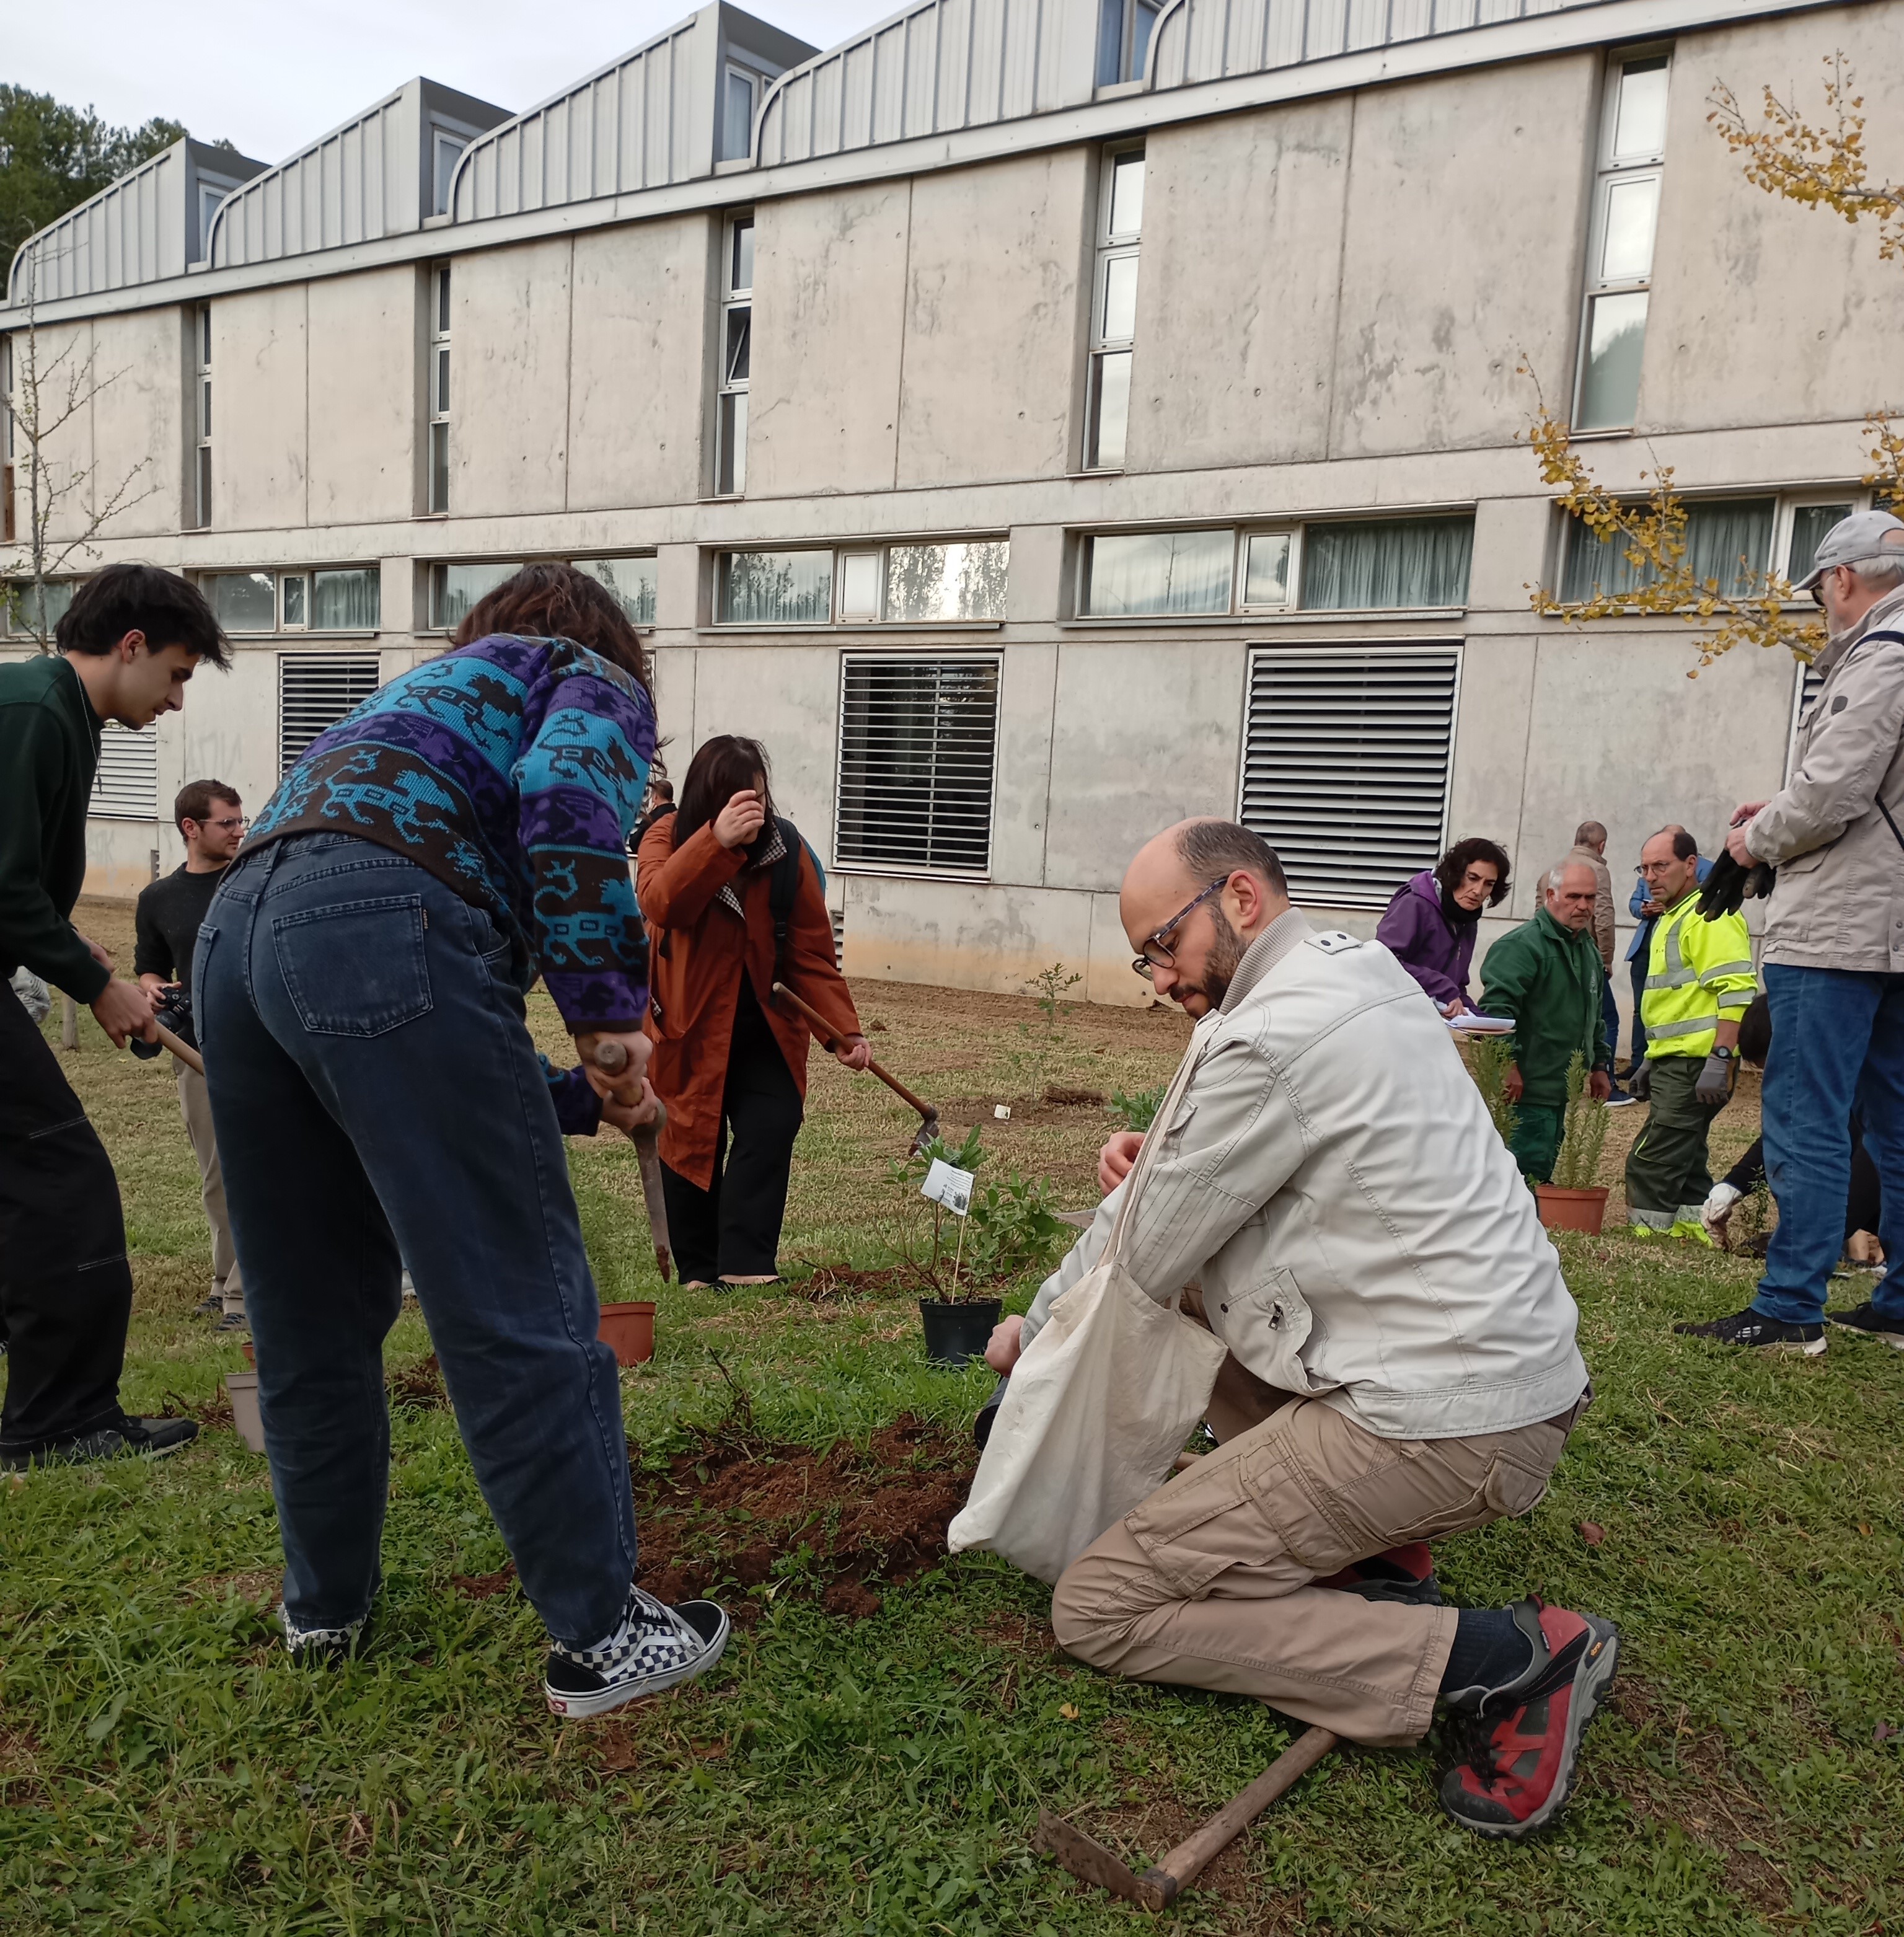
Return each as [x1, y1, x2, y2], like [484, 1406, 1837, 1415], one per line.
[922, 1160, 975, 1217]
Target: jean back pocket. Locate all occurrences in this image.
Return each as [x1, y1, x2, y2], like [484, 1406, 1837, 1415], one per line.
[271, 896, 432, 1037]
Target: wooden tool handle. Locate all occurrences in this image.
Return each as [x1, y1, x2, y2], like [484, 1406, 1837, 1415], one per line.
[594, 1038, 630, 1075]
[1145, 1726, 1338, 1904]
[156, 1022, 204, 1076]
[770, 982, 934, 1119]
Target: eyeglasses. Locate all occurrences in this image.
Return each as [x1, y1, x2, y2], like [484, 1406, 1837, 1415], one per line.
[195, 815, 247, 831]
[1132, 878, 1228, 979]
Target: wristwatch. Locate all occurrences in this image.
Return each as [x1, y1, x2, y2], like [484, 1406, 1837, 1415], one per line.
[1708, 1045, 1736, 1061]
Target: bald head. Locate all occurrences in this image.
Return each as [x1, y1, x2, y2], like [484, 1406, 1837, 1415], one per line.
[1545, 859, 1599, 933]
[1121, 819, 1291, 1018]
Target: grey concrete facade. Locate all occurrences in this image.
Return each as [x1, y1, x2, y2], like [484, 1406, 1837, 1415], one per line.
[1, 0, 1890, 1014]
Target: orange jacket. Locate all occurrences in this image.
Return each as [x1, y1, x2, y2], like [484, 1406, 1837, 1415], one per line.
[636, 814, 860, 1189]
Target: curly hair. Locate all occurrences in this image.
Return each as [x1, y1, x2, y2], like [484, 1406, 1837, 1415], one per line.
[452, 562, 650, 694]
[1433, 837, 1512, 908]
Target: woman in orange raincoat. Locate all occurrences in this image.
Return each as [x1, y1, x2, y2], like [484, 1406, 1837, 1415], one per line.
[636, 736, 868, 1288]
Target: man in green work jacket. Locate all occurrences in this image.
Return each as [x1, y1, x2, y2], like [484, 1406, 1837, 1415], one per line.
[0, 566, 227, 1468]
[1479, 859, 1613, 1182]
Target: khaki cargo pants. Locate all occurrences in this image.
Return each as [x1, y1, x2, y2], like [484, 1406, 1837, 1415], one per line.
[1051, 1301, 1581, 1747]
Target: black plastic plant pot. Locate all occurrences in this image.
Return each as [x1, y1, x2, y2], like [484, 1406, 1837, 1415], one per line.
[920, 1298, 1002, 1367]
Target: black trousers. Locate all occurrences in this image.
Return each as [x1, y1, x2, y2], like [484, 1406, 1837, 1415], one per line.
[660, 981, 803, 1284]
[0, 988, 133, 1450]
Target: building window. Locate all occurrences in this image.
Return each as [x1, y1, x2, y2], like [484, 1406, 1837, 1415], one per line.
[574, 555, 658, 625]
[716, 539, 1009, 625]
[90, 722, 160, 821]
[716, 217, 752, 495]
[1240, 647, 1460, 908]
[198, 185, 224, 260]
[205, 571, 278, 633]
[1786, 501, 1854, 584]
[1, 333, 12, 545]
[428, 266, 451, 514]
[202, 569, 381, 635]
[433, 134, 468, 216]
[1575, 50, 1670, 432]
[430, 560, 523, 632]
[1078, 517, 1472, 617]
[1096, 0, 1163, 86]
[1559, 496, 1775, 603]
[280, 655, 382, 776]
[2, 578, 77, 638]
[835, 656, 1000, 876]
[1086, 149, 1143, 470]
[723, 68, 758, 161]
[193, 305, 213, 529]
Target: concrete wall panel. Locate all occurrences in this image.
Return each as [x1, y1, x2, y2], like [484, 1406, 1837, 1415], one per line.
[684, 643, 843, 855]
[992, 642, 1057, 887]
[842, 873, 1094, 995]
[897, 152, 1088, 488]
[214, 285, 308, 531]
[1128, 100, 1352, 474]
[89, 309, 186, 541]
[452, 237, 573, 518]
[308, 267, 416, 526]
[568, 218, 707, 511]
[747, 183, 910, 498]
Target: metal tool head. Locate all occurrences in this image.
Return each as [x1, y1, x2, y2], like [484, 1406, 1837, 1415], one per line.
[1036, 1811, 1175, 1912]
[909, 1108, 941, 1160]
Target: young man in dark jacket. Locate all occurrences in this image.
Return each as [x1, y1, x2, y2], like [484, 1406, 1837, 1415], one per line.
[0, 566, 227, 1468]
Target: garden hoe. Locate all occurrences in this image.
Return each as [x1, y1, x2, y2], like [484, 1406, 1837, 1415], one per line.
[770, 981, 941, 1157]
[589, 1040, 672, 1281]
[1038, 1723, 1338, 1912]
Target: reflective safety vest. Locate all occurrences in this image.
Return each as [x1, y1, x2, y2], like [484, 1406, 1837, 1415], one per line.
[1641, 894, 1756, 1060]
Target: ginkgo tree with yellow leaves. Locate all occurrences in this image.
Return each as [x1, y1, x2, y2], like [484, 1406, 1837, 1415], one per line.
[1527, 54, 1904, 679]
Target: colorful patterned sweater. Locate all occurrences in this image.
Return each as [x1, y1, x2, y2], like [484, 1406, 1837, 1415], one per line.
[242, 634, 654, 1031]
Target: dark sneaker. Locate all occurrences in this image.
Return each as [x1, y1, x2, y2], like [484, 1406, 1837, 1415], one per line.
[194, 1293, 224, 1318]
[213, 1312, 249, 1333]
[1673, 1306, 1826, 1356]
[283, 1608, 371, 1666]
[1317, 1541, 1443, 1606]
[1830, 1302, 1904, 1349]
[1440, 1597, 1620, 1839]
[544, 1585, 730, 1718]
[0, 1414, 200, 1470]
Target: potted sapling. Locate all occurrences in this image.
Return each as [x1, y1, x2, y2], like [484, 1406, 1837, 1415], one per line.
[1535, 1052, 1611, 1233]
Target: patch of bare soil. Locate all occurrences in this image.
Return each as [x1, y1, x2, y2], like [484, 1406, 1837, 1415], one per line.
[389, 1354, 451, 1410]
[1046, 1793, 1303, 1923]
[785, 1262, 920, 1301]
[190, 1568, 281, 1605]
[628, 1414, 973, 1623]
[939, 1087, 1109, 1129]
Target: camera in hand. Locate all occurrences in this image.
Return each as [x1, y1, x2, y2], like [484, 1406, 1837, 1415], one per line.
[129, 986, 196, 1059]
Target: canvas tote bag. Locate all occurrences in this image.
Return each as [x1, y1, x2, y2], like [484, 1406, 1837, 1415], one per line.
[946, 1036, 1228, 1584]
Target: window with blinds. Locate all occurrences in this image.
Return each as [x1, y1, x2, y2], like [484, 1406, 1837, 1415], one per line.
[91, 723, 159, 820]
[835, 656, 1000, 875]
[1240, 646, 1460, 908]
[279, 653, 381, 775]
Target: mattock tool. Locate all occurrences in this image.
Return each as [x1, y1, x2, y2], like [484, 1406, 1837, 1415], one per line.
[589, 1039, 672, 1282]
[770, 980, 941, 1158]
[1038, 1723, 1338, 1912]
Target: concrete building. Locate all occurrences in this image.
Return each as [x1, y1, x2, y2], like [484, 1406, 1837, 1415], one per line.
[2, 0, 1892, 1016]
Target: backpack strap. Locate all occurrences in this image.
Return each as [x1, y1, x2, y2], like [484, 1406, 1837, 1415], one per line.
[769, 817, 803, 985]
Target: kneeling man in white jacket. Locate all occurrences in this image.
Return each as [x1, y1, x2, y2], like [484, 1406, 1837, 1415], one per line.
[984, 818, 1615, 1840]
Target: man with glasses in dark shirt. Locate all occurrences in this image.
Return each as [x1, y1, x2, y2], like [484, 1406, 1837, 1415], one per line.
[136, 781, 247, 1328]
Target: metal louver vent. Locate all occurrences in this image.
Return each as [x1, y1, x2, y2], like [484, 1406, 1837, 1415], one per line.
[835, 656, 999, 876]
[279, 653, 382, 775]
[1240, 646, 1460, 909]
[1787, 658, 1827, 780]
[91, 723, 159, 820]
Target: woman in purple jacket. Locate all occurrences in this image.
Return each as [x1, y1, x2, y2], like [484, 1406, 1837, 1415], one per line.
[1377, 837, 1512, 1015]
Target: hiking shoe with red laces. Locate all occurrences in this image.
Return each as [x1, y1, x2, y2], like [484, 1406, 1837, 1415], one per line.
[1439, 1597, 1620, 1839]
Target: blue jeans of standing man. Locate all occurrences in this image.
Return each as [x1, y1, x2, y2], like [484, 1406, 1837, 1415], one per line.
[1752, 963, 1904, 1328]
[195, 833, 638, 1648]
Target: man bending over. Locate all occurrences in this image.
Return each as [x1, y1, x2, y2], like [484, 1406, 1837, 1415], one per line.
[985, 819, 1614, 1839]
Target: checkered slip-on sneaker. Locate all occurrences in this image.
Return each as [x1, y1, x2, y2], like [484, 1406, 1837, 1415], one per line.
[544, 1585, 730, 1718]
[281, 1607, 371, 1666]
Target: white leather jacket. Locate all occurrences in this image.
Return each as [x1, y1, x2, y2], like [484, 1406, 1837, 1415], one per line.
[1020, 909, 1589, 1441]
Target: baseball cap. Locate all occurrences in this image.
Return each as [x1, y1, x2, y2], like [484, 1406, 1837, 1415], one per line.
[1794, 508, 1904, 590]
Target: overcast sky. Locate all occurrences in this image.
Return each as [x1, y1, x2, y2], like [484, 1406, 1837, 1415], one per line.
[12, 0, 891, 164]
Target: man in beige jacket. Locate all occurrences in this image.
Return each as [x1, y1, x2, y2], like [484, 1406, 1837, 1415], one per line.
[1696, 511, 1904, 1352]
[1565, 820, 1633, 1101]
[984, 818, 1615, 1840]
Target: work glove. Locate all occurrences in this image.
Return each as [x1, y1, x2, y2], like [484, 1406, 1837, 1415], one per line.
[1701, 1181, 1742, 1248]
[1628, 1060, 1652, 1102]
[1697, 852, 1776, 920]
[1695, 1051, 1737, 1108]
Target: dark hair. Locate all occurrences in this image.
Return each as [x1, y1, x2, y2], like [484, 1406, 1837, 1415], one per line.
[56, 564, 229, 668]
[1433, 837, 1512, 908]
[1737, 993, 1771, 1067]
[452, 562, 651, 692]
[677, 735, 775, 849]
[174, 779, 240, 833]
[1574, 820, 1607, 847]
[1647, 826, 1701, 862]
[1176, 820, 1288, 898]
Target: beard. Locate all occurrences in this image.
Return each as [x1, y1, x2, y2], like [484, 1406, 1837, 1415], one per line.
[1177, 906, 1248, 1010]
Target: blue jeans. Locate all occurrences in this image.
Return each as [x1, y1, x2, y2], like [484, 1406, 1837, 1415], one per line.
[1600, 979, 1621, 1080]
[1752, 963, 1904, 1328]
[195, 834, 637, 1646]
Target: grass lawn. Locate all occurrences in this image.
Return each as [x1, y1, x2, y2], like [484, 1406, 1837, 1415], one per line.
[2, 898, 1899, 1935]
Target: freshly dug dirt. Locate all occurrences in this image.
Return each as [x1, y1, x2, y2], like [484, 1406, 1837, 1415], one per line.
[629, 1414, 973, 1623]
[939, 1089, 1109, 1127]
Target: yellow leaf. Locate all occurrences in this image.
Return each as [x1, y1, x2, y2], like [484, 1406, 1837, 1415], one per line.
[1060, 1703, 1080, 1721]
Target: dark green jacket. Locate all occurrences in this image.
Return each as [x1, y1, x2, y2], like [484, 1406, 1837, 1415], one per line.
[1478, 906, 1608, 1107]
[0, 654, 110, 1003]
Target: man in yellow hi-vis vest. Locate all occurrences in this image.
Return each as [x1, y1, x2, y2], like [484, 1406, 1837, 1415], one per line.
[1626, 828, 1757, 1238]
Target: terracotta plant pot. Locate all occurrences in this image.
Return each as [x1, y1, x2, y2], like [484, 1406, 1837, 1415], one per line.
[920, 1298, 1002, 1367]
[598, 1300, 656, 1366]
[225, 1371, 267, 1454]
[1535, 1185, 1610, 1234]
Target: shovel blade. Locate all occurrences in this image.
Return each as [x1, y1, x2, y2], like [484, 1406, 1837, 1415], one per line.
[907, 1112, 940, 1158]
[1036, 1811, 1171, 1912]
